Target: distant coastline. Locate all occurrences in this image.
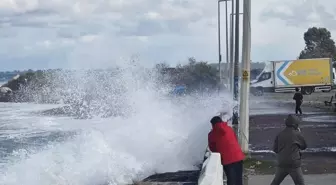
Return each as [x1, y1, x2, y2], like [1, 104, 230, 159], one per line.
[0, 61, 265, 105]
[0, 81, 7, 86]
[0, 72, 20, 83]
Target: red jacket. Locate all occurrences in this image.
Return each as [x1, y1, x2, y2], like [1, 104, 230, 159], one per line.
[208, 122, 245, 165]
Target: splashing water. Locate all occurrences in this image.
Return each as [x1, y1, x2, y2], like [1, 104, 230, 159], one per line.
[0, 61, 234, 185]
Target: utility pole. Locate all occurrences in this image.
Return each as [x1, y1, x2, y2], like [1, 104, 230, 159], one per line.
[225, 0, 229, 87]
[218, 0, 231, 91]
[229, 12, 242, 95]
[239, 0, 251, 153]
[232, 0, 240, 132]
[217, 0, 222, 90]
[229, 0, 235, 93]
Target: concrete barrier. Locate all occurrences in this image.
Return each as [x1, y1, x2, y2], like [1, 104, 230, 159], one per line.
[198, 147, 223, 185]
[203, 147, 211, 161]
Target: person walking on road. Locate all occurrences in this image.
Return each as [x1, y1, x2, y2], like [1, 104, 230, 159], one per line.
[293, 88, 303, 115]
[271, 114, 307, 185]
[208, 116, 245, 185]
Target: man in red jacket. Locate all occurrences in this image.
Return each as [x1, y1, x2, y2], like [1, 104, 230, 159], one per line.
[208, 116, 245, 185]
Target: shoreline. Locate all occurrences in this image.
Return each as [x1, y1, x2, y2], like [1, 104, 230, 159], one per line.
[139, 98, 336, 183]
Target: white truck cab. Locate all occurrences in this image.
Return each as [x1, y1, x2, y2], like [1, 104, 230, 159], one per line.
[250, 62, 274, 96]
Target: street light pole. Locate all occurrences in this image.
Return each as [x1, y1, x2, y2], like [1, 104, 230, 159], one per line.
[233, 0, 240, 100]
[229, 12, 242, 95]
[225, 0, 229, 87]
[232, 0, 240, 134]
[217, 0, 222, 90]
[239, 0, 251, 153]
[218, 0, 231, 90]
[229, 0, 235, 93]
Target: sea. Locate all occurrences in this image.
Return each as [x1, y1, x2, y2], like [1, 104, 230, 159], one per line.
[0, 68, 234, 185]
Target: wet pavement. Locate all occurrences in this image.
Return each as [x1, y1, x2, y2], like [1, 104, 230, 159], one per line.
[249, 112, 336, 151]
[301, 115, 336, 123]
[249, 100, 336, 174]
[142, 171, 199, 184]
[249, 97, 330, 116]
[248, 174, 336, 185]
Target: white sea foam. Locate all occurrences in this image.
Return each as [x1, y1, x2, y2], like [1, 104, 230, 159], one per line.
[0, 62, 234, 185]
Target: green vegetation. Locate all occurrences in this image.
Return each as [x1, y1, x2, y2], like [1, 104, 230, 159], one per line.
[244, 157, 276, 175]
[299, 27, 336, 64]
[155, 58, 219, 91]
[155, 57, 264, 92]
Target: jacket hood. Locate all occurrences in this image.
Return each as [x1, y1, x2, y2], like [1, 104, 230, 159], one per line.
[285, 114, 300, 128]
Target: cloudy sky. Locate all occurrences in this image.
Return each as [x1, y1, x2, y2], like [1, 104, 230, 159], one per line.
[0, 0, 335, 70]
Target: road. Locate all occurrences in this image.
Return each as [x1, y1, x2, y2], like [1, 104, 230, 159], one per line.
[249, 113, 336, 151]
[248, 92, 336, 174]
[249, 92, 336, 151]
[248, 174, 336, 185]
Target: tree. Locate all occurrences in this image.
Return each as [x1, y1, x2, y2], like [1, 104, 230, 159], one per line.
[153, 58, 219, 91]
[154, 62, 170, 72]
[154, 62, 172, 85]
[175, 58, 218, 90]
[299, 27, 336, 60]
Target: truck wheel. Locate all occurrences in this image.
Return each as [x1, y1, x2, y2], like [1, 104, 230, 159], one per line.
[302, 87, 313, 95]
[255, 87, 264, 96]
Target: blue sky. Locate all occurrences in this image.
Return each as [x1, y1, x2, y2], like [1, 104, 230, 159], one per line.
[0, 0, 335, 70]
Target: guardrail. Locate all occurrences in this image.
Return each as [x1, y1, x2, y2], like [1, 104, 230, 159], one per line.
[198, 147, 223, 185]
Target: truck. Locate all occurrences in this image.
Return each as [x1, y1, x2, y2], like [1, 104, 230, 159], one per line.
[250, 58, 336, 96]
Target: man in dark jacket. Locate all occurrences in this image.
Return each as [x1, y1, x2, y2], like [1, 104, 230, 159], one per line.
[293, 87, 303, 115]
[208, 116, 245, 185]
[271, 114, 307, 185]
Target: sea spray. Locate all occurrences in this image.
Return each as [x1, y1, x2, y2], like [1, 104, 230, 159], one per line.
[0, 60, 234, 185]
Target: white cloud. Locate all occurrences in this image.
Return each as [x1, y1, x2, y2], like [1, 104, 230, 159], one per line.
[79, 34, 100, 43]
[0, 0, 336, 70]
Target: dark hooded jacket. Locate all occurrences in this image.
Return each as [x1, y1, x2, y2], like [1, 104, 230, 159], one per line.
[293, 92, 303, 104]
[273, 114, 307, 168]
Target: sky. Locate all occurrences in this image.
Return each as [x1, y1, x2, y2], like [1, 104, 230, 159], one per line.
[0, 0, 335, 70]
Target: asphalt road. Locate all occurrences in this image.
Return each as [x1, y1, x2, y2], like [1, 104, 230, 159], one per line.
[248, 174, 336, 185]
[248, 91, 336, 174]
[249, 113, 336, 151]
[249, 91, 336, 151]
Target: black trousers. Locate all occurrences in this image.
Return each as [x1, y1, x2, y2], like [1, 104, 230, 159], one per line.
[271, 167, 305, 185]
[295, 101, 302, 114]
[223, 160, 243, 185]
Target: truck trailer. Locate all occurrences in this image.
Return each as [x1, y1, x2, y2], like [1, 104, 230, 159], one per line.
[250, 58, 335, 96]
